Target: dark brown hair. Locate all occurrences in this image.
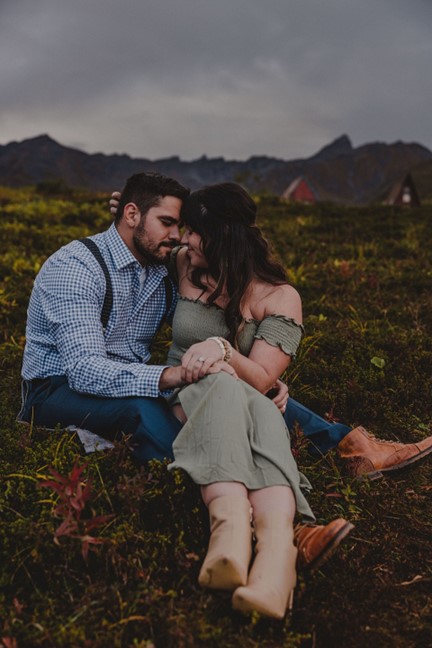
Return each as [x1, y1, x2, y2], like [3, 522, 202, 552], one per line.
[181, 183, 287, 345]
[115, 172, 189, 224]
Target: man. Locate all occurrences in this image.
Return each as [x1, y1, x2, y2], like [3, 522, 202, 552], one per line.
[19, 172, 191, 463]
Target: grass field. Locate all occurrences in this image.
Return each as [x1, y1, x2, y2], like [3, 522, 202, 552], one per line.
[1, 187, 431, 647]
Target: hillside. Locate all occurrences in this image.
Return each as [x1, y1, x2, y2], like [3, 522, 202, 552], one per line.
[1, 188, 431, 647]
[1, 134, 431, 203]
[411, 158, 432, 201]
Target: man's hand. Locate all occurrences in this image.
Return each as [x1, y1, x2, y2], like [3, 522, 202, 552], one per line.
[268, 379, 289, 413]
[159, 365, 187, 391]
[109, 191, 121, 216]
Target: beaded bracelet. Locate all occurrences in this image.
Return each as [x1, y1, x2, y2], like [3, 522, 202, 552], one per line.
[220, 337, 233, 363]
[207, 336, 233, 363]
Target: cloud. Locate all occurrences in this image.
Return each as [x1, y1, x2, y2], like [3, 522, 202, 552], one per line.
[1, 0, 431, 159]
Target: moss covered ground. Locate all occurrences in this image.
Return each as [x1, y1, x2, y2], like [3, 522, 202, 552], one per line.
[0, 188, 431, 647]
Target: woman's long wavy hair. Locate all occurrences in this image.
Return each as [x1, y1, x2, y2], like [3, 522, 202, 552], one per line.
[181, 183, 288, 346]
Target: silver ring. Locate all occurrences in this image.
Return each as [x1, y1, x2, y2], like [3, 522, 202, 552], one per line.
[198, 356, 206, 362]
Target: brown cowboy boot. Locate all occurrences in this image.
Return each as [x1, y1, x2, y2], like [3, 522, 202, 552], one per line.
[337, 426, 432, 479]
[294, 518, 354, 570]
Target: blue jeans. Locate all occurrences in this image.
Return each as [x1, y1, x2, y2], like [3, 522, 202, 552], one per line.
[18, 376, 182, 464]
[18, 378, 351, 463]
[283, 397, 352, 455]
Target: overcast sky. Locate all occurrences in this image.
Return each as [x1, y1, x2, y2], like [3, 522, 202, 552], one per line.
[1, 0, 431, 161]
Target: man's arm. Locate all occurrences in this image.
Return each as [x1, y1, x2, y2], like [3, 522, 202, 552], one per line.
[30, 251, 185, 397]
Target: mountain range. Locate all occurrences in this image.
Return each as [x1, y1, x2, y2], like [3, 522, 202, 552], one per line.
[1, 134, 431, 203]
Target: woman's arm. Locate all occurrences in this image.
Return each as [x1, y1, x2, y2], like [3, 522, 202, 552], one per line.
[232, 284, 302, 392]
[181, 284, 302, 394]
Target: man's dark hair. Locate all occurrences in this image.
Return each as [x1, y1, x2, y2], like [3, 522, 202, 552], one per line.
[115, 172, 189, 224]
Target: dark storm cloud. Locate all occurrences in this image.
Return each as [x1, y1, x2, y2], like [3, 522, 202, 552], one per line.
[1, 0, 431, 159]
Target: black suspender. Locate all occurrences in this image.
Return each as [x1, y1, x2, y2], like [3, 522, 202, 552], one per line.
[79, 238, 174, 329]
[160, 273, 174, 327]
[79, 238, 113, 329]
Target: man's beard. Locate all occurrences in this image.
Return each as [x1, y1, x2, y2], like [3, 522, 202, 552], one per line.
[133, 234, 175, 266]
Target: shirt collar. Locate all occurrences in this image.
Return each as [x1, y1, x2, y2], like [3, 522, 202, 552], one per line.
[105, 223, 168, 277]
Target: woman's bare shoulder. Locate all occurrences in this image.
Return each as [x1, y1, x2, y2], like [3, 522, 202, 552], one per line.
[260, 283, 302, 322]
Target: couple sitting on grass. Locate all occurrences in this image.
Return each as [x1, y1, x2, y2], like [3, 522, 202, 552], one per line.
[19, 172, 432, 619]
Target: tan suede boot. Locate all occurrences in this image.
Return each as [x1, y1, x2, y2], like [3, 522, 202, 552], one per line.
[338, 426, 432, 479]
[294, 518, 354, 570]
[232, 510, 297, 619]
[198, 496, 252, 591]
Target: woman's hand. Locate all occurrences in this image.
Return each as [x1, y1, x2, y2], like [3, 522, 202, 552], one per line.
[201, 360, 238, 379]
[109, 191, 121, 216]
[181, 340, 225, 383]
[181, 355, 238, 384]
[267, 379, 289, 413]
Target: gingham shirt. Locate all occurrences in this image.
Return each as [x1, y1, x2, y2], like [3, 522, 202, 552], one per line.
[22, 223, 177, 398]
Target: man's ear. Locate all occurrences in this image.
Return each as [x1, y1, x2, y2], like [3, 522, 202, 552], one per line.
[123, 203, 141, 228]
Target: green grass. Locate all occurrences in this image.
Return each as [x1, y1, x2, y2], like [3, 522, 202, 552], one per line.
[1, 188, 431, 647]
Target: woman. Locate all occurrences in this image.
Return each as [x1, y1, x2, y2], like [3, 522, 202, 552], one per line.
[164, 183, 315, 619]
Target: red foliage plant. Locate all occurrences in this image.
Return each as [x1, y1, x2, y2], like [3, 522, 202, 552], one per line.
[38, 461, 113, 560]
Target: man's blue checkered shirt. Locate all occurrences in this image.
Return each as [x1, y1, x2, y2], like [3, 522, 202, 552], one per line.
[22, 223, 177, 398]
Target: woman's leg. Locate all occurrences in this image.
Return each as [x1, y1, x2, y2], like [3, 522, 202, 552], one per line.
[232, 485, 297, 619]
[198, 482, 252, 590]
[170, 374, 314, 522]
[171, 396, 253, 591]
[171, 403, 188, 424]
[248, 485, 296, 518]
[170, 375, 312, 606]
[201, 482, 248, 505]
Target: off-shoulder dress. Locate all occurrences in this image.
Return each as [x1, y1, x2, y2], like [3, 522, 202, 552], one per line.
[166, 295, 315, 522]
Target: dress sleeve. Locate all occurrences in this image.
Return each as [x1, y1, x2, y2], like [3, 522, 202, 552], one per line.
[254, 315, 304, 358]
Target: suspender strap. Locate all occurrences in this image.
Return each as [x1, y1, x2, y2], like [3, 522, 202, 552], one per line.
[79, 238, 174, 330]
[162, 275, 174, 324]
[79, 238, 113, 329]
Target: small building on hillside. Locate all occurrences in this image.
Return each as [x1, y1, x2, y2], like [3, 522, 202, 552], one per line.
[384, 173, 421, 207]
[281, 176, 318, 203]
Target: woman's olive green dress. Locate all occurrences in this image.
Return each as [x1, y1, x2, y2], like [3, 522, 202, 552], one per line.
[166, 296, 315, 522]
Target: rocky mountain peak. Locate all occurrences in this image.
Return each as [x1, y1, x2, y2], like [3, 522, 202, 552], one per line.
[312, 134, 353, 162]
